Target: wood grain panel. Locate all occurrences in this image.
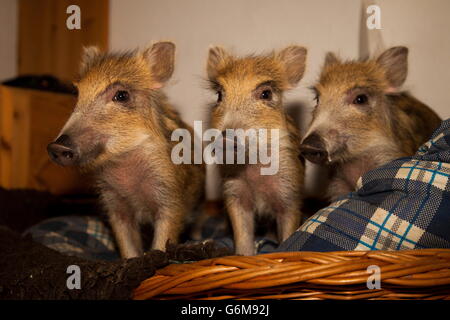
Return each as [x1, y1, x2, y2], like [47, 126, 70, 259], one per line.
[0, 85, 91, 194]
[0, 86, 14, 187]
[18, 0, 108, 81]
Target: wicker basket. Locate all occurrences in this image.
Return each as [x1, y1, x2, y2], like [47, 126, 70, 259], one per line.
[133, 249, 450, 300]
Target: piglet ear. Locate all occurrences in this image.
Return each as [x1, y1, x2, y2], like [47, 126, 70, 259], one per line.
[80, 46, 101, 73]
[207, 46, 230, 81]
[143, 41, 176, 88]
[376, 46, 408, 90]
[277, 45, 307, 88]
[324, 52, 341, 67]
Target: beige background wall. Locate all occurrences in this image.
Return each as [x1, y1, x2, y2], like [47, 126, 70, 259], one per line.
[0, 0, 17, 81]
[110, 0, 450, 199]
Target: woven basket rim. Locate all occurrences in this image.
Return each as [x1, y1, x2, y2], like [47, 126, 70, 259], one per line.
[134, 249, 450, 300]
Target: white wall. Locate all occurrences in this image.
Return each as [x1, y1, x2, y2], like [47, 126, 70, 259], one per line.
[110, 0, 450, 199]
[380, 0, 450, 121]
[0, 0, 17, 81]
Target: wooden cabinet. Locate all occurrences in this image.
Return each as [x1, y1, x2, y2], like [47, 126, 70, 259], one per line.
[18, 0, 109, 81]
[0, 0, 109, 193]
[0, 85, 91, 194]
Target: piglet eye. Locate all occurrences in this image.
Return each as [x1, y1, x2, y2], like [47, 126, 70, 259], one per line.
[260, 89, 272, 100]
[353, 94, 368, 105]
[113, 90, 130, 102]
[217, 91, 223, 103]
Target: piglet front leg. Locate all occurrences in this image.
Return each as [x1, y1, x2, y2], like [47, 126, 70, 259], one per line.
[226, 197, 255, 256]
[103, 192, 143, 259]
[110, 215, 143, 259]
[151, 206, 184, 251]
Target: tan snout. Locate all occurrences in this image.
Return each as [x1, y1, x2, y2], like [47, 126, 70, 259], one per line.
[47, 124, 107, 168]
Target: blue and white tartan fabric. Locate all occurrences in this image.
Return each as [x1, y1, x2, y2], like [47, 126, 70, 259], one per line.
[24, 216, 119, 261]
[279, 119, 450, 252]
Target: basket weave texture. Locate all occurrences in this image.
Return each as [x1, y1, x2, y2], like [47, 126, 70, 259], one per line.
[133, 249, 450, 300]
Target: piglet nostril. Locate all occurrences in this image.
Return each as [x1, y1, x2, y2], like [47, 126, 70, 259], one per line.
[48, 150, 58, 161]
[62, 151, 74, 159]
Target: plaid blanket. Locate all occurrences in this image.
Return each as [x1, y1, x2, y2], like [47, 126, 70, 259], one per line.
[25, 215, 119, 261]
[279, 119, 450, 252]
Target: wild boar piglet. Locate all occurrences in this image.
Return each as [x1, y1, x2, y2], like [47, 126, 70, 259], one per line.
[47, 42, 205, 258]
[300, 46, 441, 200]
[207, 45, 307, 255]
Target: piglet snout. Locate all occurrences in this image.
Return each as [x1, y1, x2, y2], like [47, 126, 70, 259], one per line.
[300, 133, 328, 164]
[47, 134, 79, 166]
